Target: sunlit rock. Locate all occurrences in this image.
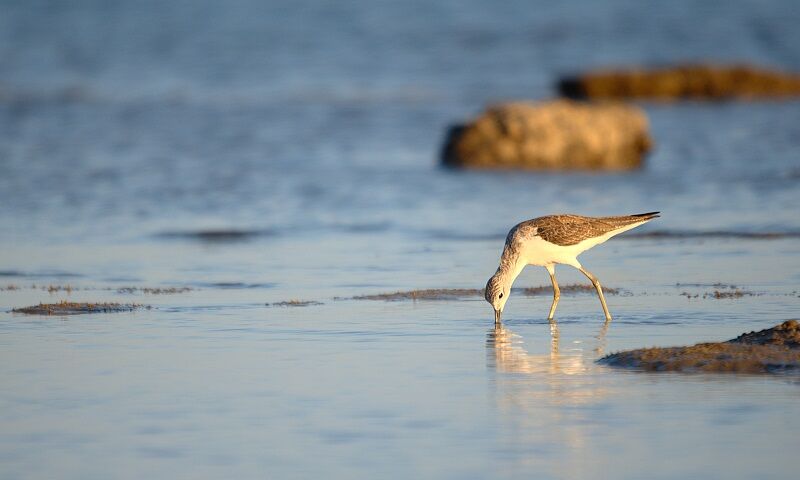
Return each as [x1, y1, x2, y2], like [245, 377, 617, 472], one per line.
[441, 100, 651, 170]
[559, 64, 800, 100]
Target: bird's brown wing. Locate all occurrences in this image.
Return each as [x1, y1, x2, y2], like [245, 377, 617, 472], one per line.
[532, 215, 618, 246]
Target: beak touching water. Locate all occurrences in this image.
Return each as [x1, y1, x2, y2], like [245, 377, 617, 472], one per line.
[494, 309, 501, 325]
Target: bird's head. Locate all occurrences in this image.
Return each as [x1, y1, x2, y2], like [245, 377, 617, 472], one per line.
[485, 273, 510, 323]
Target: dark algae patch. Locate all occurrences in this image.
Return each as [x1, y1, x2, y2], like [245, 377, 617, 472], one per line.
[1, 284, 193, 294]
[600, 320, 800, 374]
[268, 300, 324, 307]
[350, 284, 619, 301]
[520, 284, 620, 295]
[12, 301, 148, 315]
[351, 289, 483, 301]
[1, 284, 83, 293]
[677, 283, 759, 299]
[680, 289, 757, 299]
[116, 286, 192, 294]
[707, 290, 755, 299]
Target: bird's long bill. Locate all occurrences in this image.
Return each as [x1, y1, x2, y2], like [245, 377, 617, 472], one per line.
[494, 309, 501, 324]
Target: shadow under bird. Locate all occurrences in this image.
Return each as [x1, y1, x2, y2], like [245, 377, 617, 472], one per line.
[485, 212, 660, 324]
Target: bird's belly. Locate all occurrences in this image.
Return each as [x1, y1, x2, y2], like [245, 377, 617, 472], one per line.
[521, 235, 607, 267]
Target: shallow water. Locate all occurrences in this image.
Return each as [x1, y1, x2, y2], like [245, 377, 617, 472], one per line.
[2, 0, 800, 478]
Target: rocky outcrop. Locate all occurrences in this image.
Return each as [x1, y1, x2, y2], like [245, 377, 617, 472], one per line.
[441, 100, 652, 170]
[559, 64, 800, 100]
[729, 319, 800, 348]
[600, 320, 800, 373]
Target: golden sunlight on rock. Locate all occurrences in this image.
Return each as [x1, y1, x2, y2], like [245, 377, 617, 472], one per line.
[441, 100, 651, 170]
[559, 64, 800, 101]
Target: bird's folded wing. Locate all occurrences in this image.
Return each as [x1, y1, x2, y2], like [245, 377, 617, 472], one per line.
[534, 215, 617, 246]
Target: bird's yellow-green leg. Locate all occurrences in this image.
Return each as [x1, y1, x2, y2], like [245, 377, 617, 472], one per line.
[577, 265, 612, 321]
[545, 264, 560, 321]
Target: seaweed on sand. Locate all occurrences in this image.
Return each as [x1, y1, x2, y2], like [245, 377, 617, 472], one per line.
[680, 288, 758, 299]
[350, 289, 483, 301]
[116, 287, 192, 294]
[12, 301, 148, 315]
[267, 300, 324, 307]
[349, 284, 619, 301]
[600, 320, 800, 374]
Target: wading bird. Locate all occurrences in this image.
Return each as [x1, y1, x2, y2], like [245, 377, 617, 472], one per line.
[485, 212, 659, 324]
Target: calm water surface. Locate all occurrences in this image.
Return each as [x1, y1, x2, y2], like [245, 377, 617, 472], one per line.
[1, 0, 800, 478]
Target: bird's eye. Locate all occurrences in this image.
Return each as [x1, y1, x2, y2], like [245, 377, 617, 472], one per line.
[499, 293, 503, 299]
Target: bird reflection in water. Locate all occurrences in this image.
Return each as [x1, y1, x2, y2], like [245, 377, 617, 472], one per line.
[486, 320, 610, 376]
[486, 320, 613, 477]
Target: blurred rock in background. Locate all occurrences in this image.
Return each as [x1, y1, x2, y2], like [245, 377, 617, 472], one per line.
[441, 100, 652, 170]
[559, 64, 800, 101]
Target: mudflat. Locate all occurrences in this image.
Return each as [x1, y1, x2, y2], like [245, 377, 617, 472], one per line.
[601, 320, 800, 373]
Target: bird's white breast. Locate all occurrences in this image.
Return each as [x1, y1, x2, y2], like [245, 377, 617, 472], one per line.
[520, 229, 620, 267]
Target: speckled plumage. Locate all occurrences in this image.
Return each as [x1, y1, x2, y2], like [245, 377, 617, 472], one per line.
[508, 212, 660, 247]
[486, 212, 660, 324]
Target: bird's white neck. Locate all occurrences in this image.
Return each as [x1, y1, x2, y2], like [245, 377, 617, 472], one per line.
[495, 248, 526, 290]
